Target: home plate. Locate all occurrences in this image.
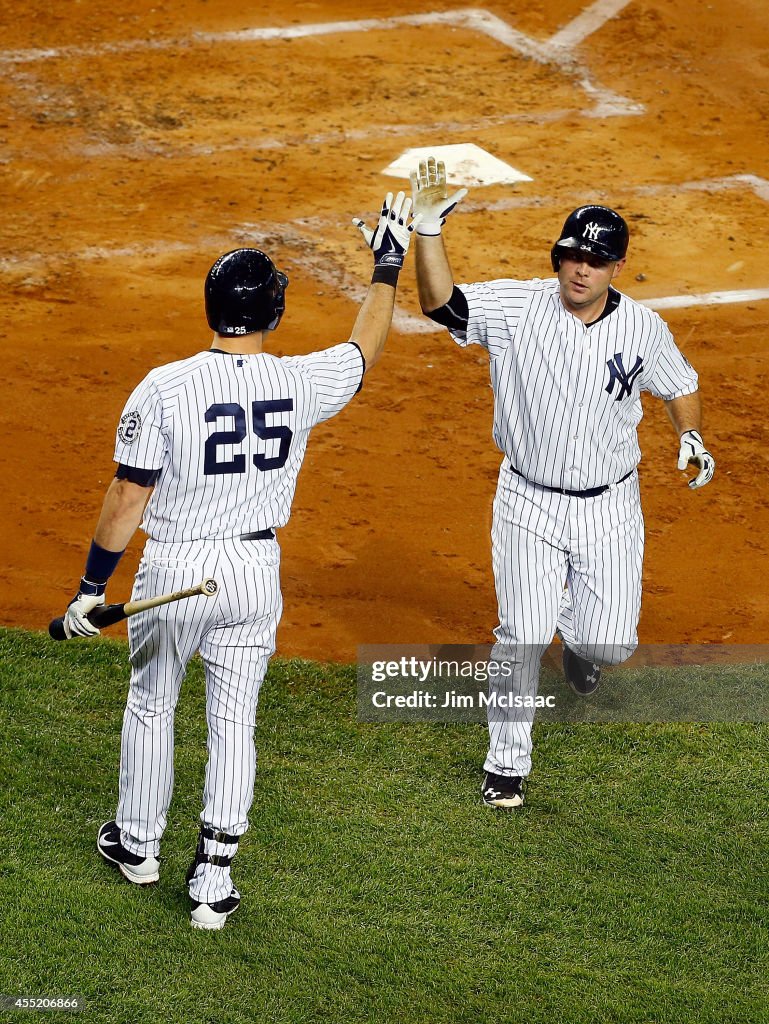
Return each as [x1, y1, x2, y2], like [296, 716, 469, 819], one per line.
[383, 144, 532, 187]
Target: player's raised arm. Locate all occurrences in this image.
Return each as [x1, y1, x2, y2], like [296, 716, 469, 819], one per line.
[410, 157, 467, 313]
[351, 191, 421, 369]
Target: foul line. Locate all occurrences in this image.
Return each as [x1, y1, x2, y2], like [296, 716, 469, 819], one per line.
[643, 289, 769, 311]
[0, 7, 619, 61]
[0, 8, 642, 118]
[461, 175, 769, 213]
[634, 173, 769, 204]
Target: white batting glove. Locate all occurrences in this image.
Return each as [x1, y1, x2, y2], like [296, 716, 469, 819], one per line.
[63, 583, 106, 639]
[409, 156, 468, 236]
[677, 429, 715, 489]
[352, 191, 421, 270]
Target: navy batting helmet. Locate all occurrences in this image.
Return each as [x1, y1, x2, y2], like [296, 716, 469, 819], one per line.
[550, 205, 629, 272]
[205, 248, 288, 335]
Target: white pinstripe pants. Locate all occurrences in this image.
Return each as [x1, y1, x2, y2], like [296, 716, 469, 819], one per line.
[486, 462, 643, 777]
[116, 536, 281, 894]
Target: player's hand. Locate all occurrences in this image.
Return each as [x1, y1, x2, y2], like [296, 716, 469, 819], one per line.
[352, 191, 422, 270]
[63, 578, 107, 638]
[409, 156, 468, 236]
[677, 429, 715, 489]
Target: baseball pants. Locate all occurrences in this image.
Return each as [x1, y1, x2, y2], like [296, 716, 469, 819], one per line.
[115, 536, 281, 903]
[486, 461, 644, 777]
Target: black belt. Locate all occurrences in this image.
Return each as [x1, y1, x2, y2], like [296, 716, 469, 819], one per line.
[508, 466, 633, 498]
[240, 529, 275, 540]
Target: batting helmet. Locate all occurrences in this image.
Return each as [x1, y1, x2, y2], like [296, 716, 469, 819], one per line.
[205, 248, 289, 335]
[550, 205, 629, 272]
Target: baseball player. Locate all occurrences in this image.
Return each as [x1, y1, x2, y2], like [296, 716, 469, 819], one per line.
[410, 157, 715, 809]
[59, 191, 421, 929]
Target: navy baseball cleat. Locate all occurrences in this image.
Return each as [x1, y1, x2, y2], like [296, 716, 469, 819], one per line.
[481, 771, 525, 808]
[97, 821, 159, 885]
[562, 647, 601, 696]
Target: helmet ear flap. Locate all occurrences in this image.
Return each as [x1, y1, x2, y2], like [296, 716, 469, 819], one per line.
[265, 271, 288, 331]
[550, 245, 561, 273]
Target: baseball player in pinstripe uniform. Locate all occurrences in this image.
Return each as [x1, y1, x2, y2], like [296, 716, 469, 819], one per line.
[59, 191, 421, 928]
[411, 158, 715, 809]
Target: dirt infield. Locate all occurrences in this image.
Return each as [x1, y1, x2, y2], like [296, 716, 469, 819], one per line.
[2, 0, 767, 660]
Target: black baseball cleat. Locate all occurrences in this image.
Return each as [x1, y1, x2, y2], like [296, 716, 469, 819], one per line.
[97, 821, 159, 885]
[562, 647, 601, 696]
[481, 771, 525, 809]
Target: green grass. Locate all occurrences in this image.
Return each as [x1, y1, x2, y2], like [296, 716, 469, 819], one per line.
[1, 627, 767, 1024]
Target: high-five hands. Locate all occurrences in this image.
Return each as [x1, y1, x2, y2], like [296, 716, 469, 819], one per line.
[409, 157, 468, 235]
[677, 429, 715, 489]
[353, 191, 421, 271]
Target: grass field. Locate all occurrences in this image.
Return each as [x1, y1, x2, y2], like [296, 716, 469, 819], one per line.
[1, 627, 767, 1024]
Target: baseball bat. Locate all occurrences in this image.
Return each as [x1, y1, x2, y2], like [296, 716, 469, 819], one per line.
[48, 578, 219, 642]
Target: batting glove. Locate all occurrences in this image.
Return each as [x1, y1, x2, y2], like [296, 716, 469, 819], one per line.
[409, 156, 468, 236]
[63, 577, 106, 639]
[352, 191, 421, 270]
[677, 429, 715, 489]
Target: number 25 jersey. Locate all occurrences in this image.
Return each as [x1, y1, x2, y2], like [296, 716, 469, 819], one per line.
[113, 343, 364, 542]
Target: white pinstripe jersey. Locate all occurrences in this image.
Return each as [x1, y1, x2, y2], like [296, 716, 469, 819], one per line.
[113, 342, 364, 541]
[451, 277, 698, 490]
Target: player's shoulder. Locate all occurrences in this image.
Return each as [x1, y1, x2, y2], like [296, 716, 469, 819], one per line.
[460, 274, 557, 305]
[526, 276, 560, 294]
[142, 351, 213, 386]
[614, 290, 671, 332]
[281, 341, 362, 374]
[251, 350, 316, 386]
[463, 276, 551, 294]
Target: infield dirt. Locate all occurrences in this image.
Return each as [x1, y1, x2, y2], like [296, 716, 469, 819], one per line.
[1, 0, 767, 659]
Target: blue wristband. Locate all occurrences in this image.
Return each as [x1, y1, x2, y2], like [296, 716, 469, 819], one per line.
[84, 541, 125, 585]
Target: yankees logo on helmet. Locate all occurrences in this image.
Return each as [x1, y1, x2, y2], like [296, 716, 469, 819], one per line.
[583, 222, 603, 241]
[550, 205, 629, 271]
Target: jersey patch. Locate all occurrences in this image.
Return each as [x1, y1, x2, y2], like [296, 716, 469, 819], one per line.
[118, 410, 142, 444]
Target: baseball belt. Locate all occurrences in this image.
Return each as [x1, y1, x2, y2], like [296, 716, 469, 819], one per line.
[508, 466, 634, 498]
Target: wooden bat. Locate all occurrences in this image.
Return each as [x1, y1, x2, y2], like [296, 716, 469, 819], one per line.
[48, 578, 219, 641]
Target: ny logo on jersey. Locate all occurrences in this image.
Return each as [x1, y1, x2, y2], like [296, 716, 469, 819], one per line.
[583, 222, 604, 241]
[605, 353, 644, 400]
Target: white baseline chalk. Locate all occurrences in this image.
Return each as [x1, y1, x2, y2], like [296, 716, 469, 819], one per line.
[0, 8, 642, 119]
[643, 289, 769, 311]
[549, 0, 635, 49]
